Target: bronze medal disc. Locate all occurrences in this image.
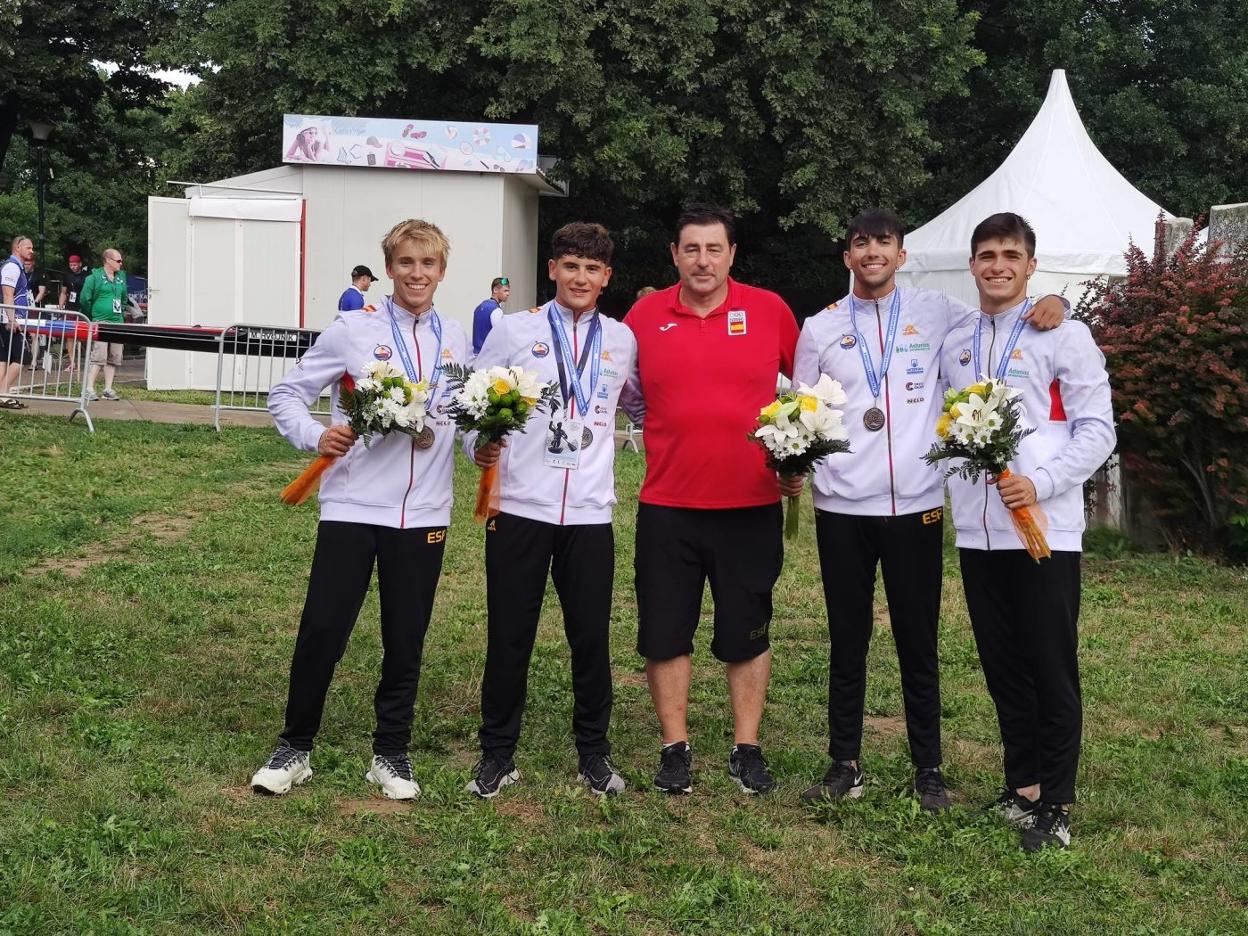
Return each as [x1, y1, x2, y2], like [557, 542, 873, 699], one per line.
[414, 425, 436, 450]
[863, 406, 886, 432]
[581, 427, 593, 449]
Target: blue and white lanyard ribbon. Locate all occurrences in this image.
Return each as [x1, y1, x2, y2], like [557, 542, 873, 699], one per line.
[973, 298, 1030, 382]
[547, 302, 601, 416]
[848, 288, 902, 400]
[387, 297, 443, 390]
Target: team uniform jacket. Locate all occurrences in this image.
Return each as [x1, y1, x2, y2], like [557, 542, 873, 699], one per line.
[940, 299, 1116, 552]
[269, 301, 468, 529]
[621, 279, 799, 509]
[793, 287, 977, 517]
[465, 300, 637, 526]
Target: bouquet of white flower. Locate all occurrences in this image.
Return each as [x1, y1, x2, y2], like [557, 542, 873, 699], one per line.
[441, 363, 558, 522]
[280, 361, 431, 506]
[924, 377, 1049, 560]
[751, 374, 852, 539]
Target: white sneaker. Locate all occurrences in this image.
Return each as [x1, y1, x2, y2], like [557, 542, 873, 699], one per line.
[251, 743, 312, 795]
[84, 389, 99, 402]
[101, 388, 120, 401]
[366, 754, 420, 800]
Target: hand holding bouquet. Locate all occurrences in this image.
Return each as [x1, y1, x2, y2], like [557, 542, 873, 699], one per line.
[923, 378, 1049, 560]
[281, 361, 432, 505]
[441, 363, 558, 522]
[752, 374, 851, 539]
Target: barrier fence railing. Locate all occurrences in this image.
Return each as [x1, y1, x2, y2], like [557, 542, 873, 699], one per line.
[1, 303, 95, 431]
[214, 323, 328, 431]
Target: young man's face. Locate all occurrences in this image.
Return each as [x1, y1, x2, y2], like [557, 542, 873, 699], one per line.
[671, 223, 736, 303]
[69, 260, 82, 272]
[969, 236, 1037, 311]
[843, 231, 905, 294]
[387, 240, 445, 314]
[492, 283, 511, 303]
[548, 254, 611, 315]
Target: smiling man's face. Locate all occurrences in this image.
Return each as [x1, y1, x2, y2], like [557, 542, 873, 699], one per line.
[844, 232, 905, 297]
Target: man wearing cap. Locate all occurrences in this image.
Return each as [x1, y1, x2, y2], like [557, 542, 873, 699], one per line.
[59, 255, 88, 313]
[338, 265, 377, 313]
[472, 276, 510, 355]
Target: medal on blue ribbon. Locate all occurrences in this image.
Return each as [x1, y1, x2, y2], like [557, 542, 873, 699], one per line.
[849, 289, 902, 431]
[547, 302, 602, 447]
[973, 298, 1031, 383]
[387, 297, 443, 447]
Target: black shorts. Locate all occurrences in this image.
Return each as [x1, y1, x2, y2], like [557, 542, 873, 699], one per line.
[634, 502, 783, 663]
[0, 327, 29, 367]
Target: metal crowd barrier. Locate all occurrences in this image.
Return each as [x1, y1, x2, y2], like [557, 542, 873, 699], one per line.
[213, 323, 326, 431]
[1, 303, 95, 431]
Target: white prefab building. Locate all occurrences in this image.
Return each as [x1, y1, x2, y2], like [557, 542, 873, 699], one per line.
[146, 115, 562, 389]
[896, 70, 1172, 307]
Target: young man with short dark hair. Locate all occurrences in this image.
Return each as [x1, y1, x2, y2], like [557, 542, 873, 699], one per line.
[622, 204, 801, 796]
[941, 212, 1114, 850]
[471, 276, 511, 355]
[252, 219, 467, 801]
[793, 209, 1066, 811]
[465, 223, 636, 798]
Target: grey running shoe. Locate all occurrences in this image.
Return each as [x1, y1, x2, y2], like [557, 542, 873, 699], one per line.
[578, 753, 626, 796]
[982, 788, 1040, 828]
[101, 388, 120, 401]
[801, 760, 865, 803]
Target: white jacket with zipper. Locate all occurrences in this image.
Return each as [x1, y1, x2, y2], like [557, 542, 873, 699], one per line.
[939, 300, 1116, 552]
[464, 301, 637, 526]
[269, 302, 468, 530]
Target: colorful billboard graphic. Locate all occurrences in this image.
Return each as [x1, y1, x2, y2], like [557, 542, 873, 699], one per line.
[282, 114, 539, 175]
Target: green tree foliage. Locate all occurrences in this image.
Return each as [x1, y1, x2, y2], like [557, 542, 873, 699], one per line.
[921, 1, 1248, 223]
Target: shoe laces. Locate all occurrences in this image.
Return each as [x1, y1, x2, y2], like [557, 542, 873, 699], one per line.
[1032, 802, 1068, 834]
[583, 753, 617, 779]
[915, 768, 945, 796]
[823, 760, 858, 784]
[376, 754, 413, 781]
[733, 745, 768, 774]
[264, 745, 304, 770]
[473, 755, 509, 781]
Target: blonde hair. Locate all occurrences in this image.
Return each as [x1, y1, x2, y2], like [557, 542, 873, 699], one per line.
[381, 219, 450, 269]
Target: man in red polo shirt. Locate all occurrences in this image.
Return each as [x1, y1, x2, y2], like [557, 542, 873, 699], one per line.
[621, 204, 800, 795]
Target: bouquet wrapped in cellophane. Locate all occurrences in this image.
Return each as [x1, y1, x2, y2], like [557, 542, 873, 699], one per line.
[441, 363, 558, 522]
[281, 361, 431, 505]
[924, 377, 1049, 560]
[751, 374, 852, 539]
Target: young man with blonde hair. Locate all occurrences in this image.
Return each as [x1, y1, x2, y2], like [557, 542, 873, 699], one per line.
[251, 219, 468, 801]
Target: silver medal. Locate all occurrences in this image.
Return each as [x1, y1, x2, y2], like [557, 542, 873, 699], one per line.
[581, 427, 593, 449]
[414, 425, 436, 449]
[863, 407, 886, 432]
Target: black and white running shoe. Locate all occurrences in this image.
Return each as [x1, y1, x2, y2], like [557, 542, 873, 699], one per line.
[250, 743, 312, 795]
[464, 755, 520, 799]
[1021, 802, 1072, 852]
[913, 767, 952, 812]
[728, 744, 776, 795]
[366, 753, 420, 800]
[800, 760, 865, 803]
[653, 741, 693, 794]
[982, 789, 1040, 828]
[578, 753, 626, 796]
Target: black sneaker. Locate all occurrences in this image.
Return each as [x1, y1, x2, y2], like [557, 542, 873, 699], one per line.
[728, 744, 776, 794]
[654, 741, 692, 794]
[913, 767, 951, 812]
[801, 760, 865, 803]
[464, 755, 519, 799]
[981, 788, 1040, 828]
[577, 753, 626, 796]
[1021, 802, 1072, 852]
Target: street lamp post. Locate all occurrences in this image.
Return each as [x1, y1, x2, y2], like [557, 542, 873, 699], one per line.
[29, 120, 54, 285]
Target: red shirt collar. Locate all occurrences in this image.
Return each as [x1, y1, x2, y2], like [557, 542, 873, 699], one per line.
[671, 277, 738, 319]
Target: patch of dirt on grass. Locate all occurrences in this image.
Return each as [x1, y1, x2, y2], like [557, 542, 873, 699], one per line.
[616, 669, 648, 688]
[492, 796, 546, 825]
[220, 784, 255, 805]
[337, 796, 413, 816]
[864, 714, 907, 739]
[29, 508, 205, 578]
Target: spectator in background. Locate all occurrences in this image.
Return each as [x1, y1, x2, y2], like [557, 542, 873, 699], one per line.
[472, 276, 510, 355]
[635, 286, 657, 300]
[80, 248, 128, 401]
[59, 255, 87, 312]
[337, 265, 377, 313]
[0, 236, 34, 408]
[25, 260, 46, 307]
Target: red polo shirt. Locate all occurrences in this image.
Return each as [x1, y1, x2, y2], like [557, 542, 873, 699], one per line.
[625, 278, 799, 509]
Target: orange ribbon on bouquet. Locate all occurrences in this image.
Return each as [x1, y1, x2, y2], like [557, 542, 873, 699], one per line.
[281, 373, 353, 506]
[997, 468, 1052, 561]
[473, 461, 502, 523]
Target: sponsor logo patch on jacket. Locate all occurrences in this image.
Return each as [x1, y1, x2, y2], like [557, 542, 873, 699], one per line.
[531, 341, 550, 358]
[373, 344, 393, 361]
[840, 333, 857, 350]
[958, 348, 972, 366]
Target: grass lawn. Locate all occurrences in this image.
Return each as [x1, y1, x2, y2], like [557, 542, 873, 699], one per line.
[1, 416, 1246, 934]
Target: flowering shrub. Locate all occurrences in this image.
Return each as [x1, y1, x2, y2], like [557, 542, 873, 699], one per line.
[1078, 226, 1248, 561]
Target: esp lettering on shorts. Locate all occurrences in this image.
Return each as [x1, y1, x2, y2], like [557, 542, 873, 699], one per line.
[427, 529, 446, 544]
[921, 508, 943, 525]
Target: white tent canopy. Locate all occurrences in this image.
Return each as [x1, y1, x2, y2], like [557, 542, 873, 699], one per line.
[897, 69, 1172, 306]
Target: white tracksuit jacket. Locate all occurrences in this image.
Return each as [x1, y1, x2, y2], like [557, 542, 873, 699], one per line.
[939, 300, 1116, 552]
[269, 302, 468, 529]
[464, 301, 637, 526]
[793, 287, 977, 517]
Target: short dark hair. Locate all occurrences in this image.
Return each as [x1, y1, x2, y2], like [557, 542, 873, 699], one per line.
[550, 222, 613, 264]
[674, 204, 736, 246]
[971, 212, 1036, 257]
[491, 276, 510, 290]
[846, 209, 905, 248]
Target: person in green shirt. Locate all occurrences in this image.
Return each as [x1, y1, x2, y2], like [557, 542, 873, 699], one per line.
[79, 248, 127, 401]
